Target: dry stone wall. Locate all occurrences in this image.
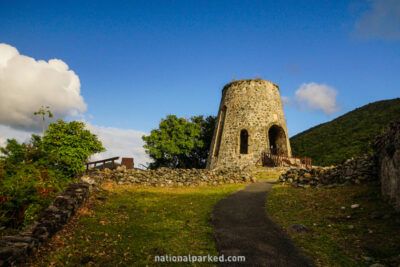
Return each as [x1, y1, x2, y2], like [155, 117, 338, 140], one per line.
[0, 182, 92, 267]
[372, 117, 400, 211]
[95, 166, 256, 186]
[279, 154, 377, 188]
[207, 79, 291, 169]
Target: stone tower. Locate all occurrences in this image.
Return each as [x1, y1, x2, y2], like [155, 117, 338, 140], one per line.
[207, 79, 291, 169]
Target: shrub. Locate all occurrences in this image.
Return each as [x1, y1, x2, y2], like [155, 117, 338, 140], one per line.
[0, 120, 104, 231]
[43, 120, 105, 177]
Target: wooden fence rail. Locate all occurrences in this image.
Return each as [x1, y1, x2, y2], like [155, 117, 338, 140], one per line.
[261, 152, 312, 169]
[85, 156, 119, 172]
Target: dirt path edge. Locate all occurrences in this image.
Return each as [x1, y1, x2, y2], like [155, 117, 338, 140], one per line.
[211, 181, 315, 266]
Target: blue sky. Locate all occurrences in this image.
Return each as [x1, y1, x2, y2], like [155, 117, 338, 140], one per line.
[0, 0, 399, 166]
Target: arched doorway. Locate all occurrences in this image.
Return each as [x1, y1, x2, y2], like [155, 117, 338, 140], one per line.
[268, 125, 288, 156]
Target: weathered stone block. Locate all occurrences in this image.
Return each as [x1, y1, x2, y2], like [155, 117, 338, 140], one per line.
[373, 117, 400, 211]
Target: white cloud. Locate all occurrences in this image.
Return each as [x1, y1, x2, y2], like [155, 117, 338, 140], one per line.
[295, 82, 339, 115]
[0, 43, 87, 131]
[354, 0, 400, 40]
[85, 123, 152, 169]
[281, 96, 291, 105]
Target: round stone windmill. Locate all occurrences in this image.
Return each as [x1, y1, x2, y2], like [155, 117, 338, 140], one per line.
[206, 79, 292, 169]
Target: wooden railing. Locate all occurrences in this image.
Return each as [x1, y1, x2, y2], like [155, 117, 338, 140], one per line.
[261, 151, 312, 168]
[85, 156, 119, 172]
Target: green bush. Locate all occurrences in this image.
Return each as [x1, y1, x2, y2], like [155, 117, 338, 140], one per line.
[0, 120, 104, 231]
[43, 120, 105, 177]
[0, 163, 57, 228]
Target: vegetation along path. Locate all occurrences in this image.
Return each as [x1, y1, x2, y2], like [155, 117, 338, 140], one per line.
[211, 180, 315, 266]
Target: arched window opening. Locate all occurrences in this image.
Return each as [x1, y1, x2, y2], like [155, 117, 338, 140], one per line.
[240, 130, 249, 154]
[268, 125, 288, 156]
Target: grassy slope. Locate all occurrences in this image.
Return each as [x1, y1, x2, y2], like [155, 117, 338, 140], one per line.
[290, 98, 400, 166]
[266, 183, 400, 266]
[27, 182, 245, 266]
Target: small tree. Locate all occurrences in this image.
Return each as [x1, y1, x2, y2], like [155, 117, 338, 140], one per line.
[34, 106, 53, 136]
[142, 115, 202, 169]
[142, 115, 216, 169]
[43, 120, 105, 177]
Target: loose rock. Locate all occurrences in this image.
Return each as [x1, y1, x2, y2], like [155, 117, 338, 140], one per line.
[287, 224, 310, 235]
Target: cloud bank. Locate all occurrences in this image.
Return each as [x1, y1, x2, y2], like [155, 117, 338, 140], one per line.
[0, 43, 86, 131]
[294, 82, 339, 115]
[354, 0, 400, 40]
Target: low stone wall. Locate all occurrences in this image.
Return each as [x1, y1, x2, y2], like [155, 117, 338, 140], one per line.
[0, 182, 91, 266]
[0, 166, 255, 266]
[372, 117, 400, 211]
[90, 166, 256, 186]
[279, 154, 377, 187]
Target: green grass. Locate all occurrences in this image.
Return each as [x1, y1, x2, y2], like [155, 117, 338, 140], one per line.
[253, 168, 284, 182]
[266, 182, 400, 266]
[27, 182, 245, 266]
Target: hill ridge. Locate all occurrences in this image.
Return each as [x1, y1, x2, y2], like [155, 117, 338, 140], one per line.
[290, 98, 400, 166]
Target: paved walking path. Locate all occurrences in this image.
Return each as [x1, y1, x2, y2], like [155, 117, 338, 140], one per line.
[211, 180, 315, 266]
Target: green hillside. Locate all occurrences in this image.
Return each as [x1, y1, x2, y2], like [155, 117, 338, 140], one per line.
[290, 98, 400, 166]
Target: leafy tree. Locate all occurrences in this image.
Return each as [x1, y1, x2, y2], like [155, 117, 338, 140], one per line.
[42, 120, 105, 177]
[186, 115, 216, 168]
[0, 120, 105, 229]
[142, 115, 216, 169]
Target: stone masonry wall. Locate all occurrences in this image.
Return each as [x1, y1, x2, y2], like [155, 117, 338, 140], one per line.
[95, 166, 256, 186]
[0, 182, 93, 266]
[207, 79, 291, 169]
[278, 154, 377, 188]
[372, 117, 400, 212]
